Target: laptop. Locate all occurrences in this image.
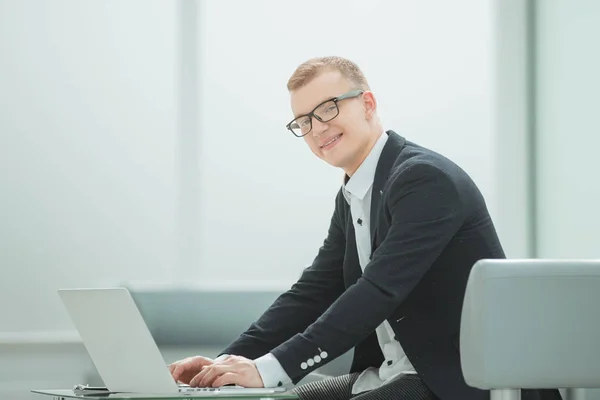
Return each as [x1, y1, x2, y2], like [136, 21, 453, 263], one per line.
[58, 287, 288, 396]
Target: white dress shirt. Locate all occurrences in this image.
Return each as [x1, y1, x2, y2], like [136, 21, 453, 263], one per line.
[253, 132, 416, 392]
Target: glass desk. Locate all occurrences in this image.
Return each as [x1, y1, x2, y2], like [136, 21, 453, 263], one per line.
[31, 389, 298, 400]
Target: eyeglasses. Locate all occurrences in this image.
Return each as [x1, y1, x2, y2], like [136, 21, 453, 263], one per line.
[286, 90, 364, 137]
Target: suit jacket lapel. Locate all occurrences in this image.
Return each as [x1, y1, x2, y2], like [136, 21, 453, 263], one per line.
[369, 130, 406, 252]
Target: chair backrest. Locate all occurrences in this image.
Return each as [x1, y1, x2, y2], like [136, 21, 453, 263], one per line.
[460, 259, 600, 390]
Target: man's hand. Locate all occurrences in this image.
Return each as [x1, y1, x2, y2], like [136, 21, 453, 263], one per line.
[168, 356, 214, 384]
[188, 355, 265, 388]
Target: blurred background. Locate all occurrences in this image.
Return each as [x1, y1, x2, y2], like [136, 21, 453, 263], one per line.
[0, 0, 598, 399]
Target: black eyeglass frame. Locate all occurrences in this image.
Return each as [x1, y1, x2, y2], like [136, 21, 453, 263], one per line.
[285, 89, 365, 137]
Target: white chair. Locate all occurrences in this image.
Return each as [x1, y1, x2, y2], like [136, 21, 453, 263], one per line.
[460, 259, 600, 400]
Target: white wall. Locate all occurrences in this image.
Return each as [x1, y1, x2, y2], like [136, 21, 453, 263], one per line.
[2, 0, 599, 397]
[0, 0, 526, 398]
[536, 5, 600, 397]
[0, 0, 507, 335]
[0, 2, 178, 399]
[196, 0, 507, 284]
[535, 0, 600, 259]
[0, 0, 178, 334]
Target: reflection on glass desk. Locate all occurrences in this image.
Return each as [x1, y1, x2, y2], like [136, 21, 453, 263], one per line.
[31, 389, 298, 400]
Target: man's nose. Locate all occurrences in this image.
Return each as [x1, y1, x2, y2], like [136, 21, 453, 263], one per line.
[311, 117, 329, 137]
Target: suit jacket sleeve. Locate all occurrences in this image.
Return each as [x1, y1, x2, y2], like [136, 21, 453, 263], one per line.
[270, 162, 466, 383]
[219, 190, 347, 360]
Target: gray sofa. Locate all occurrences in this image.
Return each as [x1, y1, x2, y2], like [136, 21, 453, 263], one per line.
[460, 259, 600, 400]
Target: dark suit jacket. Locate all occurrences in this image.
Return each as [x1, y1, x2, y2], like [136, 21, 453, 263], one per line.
[221, 131, 561, 400]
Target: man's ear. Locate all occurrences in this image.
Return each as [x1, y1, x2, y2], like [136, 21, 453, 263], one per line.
[362, 91, 377, 120]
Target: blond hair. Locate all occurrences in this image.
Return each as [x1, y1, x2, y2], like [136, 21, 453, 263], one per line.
[287, 56, 370, 92]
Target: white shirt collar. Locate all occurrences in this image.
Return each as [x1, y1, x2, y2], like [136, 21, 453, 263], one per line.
[343, 132, 388, 201]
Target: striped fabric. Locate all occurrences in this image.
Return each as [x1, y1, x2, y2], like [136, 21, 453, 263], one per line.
[292, 373, 436, 400]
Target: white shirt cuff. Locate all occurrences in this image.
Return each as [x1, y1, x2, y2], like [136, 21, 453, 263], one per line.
[214, 354, 230, 362]
[254, 353, 292, 388]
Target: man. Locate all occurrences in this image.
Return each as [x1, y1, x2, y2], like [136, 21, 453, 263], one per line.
[169, 57, 562, 400]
